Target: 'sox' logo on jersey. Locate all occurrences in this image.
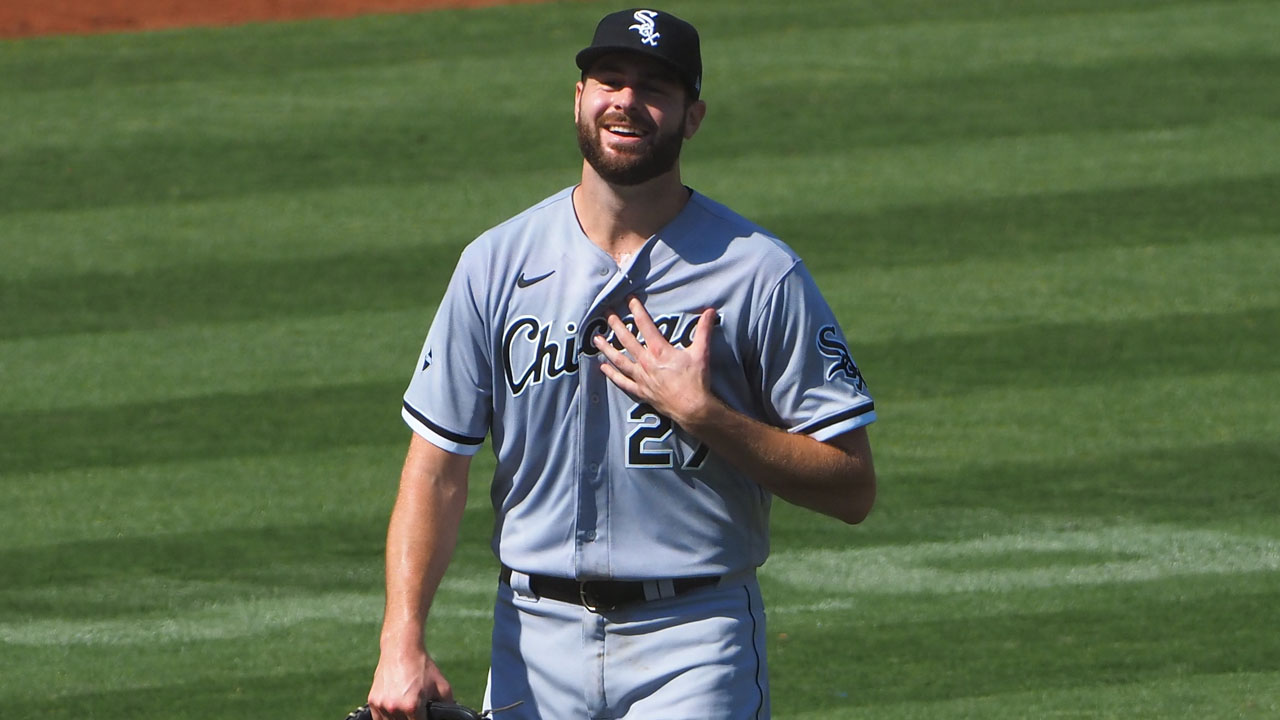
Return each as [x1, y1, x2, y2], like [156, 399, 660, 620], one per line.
[629, 10, 661, 47]
[817, 325, 867, 392]
[502, 311, 713, 396]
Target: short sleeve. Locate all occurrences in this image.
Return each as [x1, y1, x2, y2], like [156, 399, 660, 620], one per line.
[401, 248, 493, 455]
[753, 263, 875, 441]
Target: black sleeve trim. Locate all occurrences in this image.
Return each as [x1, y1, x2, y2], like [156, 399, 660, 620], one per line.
[793, 402, 875, 435]
[402, 401, 486, 446]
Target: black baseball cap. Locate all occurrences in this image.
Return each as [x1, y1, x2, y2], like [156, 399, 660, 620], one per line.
[575, 8, 702, 99]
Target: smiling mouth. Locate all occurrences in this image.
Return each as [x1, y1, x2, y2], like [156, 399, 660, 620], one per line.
[601, 116, 651, 140]
[605, 125, 646, 139]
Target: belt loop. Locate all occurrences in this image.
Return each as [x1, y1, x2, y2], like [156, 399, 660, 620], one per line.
[658, 578, 676, 599]
[507, 568, 537, 601]
[578, 582, 601, 612]
[642, 580, 659, 602]
[642, 579, 677, 601]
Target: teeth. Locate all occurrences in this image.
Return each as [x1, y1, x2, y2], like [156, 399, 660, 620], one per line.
[606, 125, 642, 136]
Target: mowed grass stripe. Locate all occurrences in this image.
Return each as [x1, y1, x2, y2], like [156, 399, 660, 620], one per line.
[705, 53, 1280, 163]
[0, 445, 422, 547]
[7, 48, 1276, 190]
[0, 309, 430, 412]
[3, 537, 1273, 708]
[765, 559, 1280, 626]
[5, 171, 1278, 335]
[0, 248, 454, 339]
[716, 1, 1279, 81]
[4, 190, 1277, 347]
[3, 3, 1275, 214]
[0, 1, 587, 93]
[3, 526, 1274, 643]
[1, 0, 1252, 96]
[3, 1, 1267, 95]
[829, 235, 1278, 340]
[882, 371, 1279, 463]
[2, 171, 1276, 282]
[764, 581, 1280, 712]
[696, 118, 1280, 219]
[5, 585, 1276, 718]
[888, 440, 1280, 533]
[3, 70, 1273, 216]
[0, 168, 573, 281]
[0, 590, 499, 647]
[0, 497, 498, 618]
[0, 380, 406, 474]
[0, 62, 575, 216]
[0, 459, 498, 617]
[2, 366, 1273, 480]
[760, 174, 1280, 272]
[2, 238, 1273, 470]
[766, 439, 1279, 555]
[872, 307, 1279, 400]
[3, 299, 1273, 415]
[2, 632, 489, 719]
[5, 669, 403, 720]
[795, 673, 1280, 720]
[766, 525, 1280, 596]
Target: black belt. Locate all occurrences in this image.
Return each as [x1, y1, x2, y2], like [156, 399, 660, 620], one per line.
[499, 566, 720, 612]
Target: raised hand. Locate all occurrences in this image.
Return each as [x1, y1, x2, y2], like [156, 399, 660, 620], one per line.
[592, 297, 720, 429]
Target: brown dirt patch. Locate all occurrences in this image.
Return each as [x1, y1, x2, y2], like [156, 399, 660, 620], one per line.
[1, 0, 547, 39]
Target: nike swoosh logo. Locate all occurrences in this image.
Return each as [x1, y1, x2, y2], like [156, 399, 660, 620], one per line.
[516, 270, 555, 288]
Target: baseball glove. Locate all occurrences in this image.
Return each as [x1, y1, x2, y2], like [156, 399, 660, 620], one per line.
[343, 702, 484, 720]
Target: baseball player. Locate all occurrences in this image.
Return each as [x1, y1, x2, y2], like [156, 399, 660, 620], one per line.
[367, 8, 876, 720]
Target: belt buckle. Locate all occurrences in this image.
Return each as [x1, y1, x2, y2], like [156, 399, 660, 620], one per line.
[578, 581, 614, 613]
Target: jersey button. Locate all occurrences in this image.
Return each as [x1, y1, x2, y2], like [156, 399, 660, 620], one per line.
[587, 462, 599, 473]
[590, 393, 600, 405]
[597, 266, 610, 277]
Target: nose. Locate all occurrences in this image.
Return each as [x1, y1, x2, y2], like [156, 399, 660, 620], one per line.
[611, 84, 638, 109]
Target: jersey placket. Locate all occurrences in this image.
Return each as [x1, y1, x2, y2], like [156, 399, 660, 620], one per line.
[573, 242, 654, 579]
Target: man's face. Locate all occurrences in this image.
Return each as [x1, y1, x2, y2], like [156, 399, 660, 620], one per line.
[575, 53, 704, 186]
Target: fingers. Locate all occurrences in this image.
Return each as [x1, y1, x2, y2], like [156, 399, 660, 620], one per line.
[592, 331, 633, 370]
[368, 692, 439, 720]
[690, 307, 717, 353]
[432, 675, 456, 704]
[625, 296, 672, 350]
[596, 356, 641, 397]
[368, 651, 453, 720]
[592, 299, 718, 369]
[597, 296, 680, 356]
[368, 702, 405, 720]
[591, 332, 642, 395]
[603, 307, 648, 358]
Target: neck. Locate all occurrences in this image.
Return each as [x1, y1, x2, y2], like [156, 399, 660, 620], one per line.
[573, 164, 691, 262]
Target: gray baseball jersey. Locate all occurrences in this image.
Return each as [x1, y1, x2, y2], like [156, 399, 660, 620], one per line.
[402, 186, 874, 580]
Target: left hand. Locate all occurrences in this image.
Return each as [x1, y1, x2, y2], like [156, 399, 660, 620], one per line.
[592, 297, 719, 428]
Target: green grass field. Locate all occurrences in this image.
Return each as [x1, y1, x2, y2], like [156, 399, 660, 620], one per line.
[2, 0, 1278, 717]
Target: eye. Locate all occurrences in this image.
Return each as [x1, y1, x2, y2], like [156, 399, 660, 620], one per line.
[590, 72, 625, 90]
[636, 72, 683, 98]
[640, 81, 676, 97]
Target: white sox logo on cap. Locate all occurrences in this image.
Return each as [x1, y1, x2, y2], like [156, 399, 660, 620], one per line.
[629, 10, 661, 47]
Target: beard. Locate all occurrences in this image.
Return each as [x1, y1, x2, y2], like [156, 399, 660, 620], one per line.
[576, 110, 686, 186]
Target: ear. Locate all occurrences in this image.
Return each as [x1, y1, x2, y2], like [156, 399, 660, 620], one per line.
[574, 81, 585, 119]
[683, 99, 707, 140]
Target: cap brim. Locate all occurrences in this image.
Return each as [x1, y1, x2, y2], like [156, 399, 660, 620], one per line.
[576, 45, 656, 72]
[574, 46, 699, 97]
